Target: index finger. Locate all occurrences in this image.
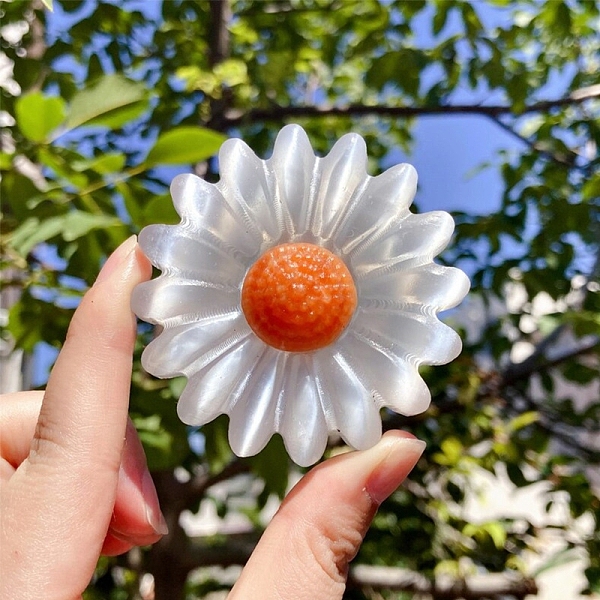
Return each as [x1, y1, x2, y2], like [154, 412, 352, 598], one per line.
[12, 237, 152, 579]
[32, 236, 151, 472]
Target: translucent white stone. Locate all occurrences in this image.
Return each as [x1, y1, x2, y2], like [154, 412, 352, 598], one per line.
[133, 124, 470, 466]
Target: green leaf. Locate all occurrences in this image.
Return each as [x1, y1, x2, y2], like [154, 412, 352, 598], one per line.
[508, 411, 539, 432]
[582, 174, 600, 202]
[484, 522, 507, 550]
[366, 49, 426, 95]
[91, 153, 126, 174]
[0, 153, 12, 170]
[1, 172, 42, 221]
[585, 566, 600, 594]
[433, 1, 452, 35]
[433, 437, 463, 466]
[564, 310, 600, 337]
[250, 434, 289, 502]
[115, 181, 143, 226]
[8, 211, 122, 256]
[8, 216, 64, 256]
[144, 126, 226, 167]
[38, 147, 89, 189]
[71, 153, 126, 175]
[7, 292, 72, 352]
[203, 415, 234, 474]
[6, 301, 42, 353]
[506, 463, 530, 487]
[214, 58, 249, 88]
[59, 0, 84, 10]
[15, 93, 66, 142]
[64, 74, 148, 133]
[61, 211, 123, 242]
[134, 414, 189, 471]
[534, 548, 582, 577]
[140, 192, 180, 227]
[562, 361, 599, 385]
[460, 2, 483, 37]
[446, 480, 464, 503]
[463, 522, 506, 550]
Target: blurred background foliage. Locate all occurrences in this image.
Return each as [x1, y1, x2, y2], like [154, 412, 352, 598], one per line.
[0, 1, 599, 599]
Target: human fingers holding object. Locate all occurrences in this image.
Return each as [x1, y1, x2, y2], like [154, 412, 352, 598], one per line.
[229, 431, 425, 600]
[0, 236, 166, 598]
[0, 235, 426, 600]
[0, 393, 167, 558]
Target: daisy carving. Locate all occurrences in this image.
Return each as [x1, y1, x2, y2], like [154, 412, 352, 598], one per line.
[131, 124, 470, 466]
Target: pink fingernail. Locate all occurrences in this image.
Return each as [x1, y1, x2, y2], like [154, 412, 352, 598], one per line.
[365, 434, 426, 505]
[95, 235, 138, 285]
[116, 420, 169, 537]
[142, 469, 169, 536]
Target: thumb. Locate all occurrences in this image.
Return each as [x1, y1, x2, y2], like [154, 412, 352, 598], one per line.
[229, 431, 425, 600]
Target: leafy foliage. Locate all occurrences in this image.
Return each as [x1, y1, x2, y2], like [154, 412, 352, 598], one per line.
[1, 1, 598, 598]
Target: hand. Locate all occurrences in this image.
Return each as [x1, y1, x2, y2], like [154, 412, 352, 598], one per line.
[0, 236, 425, 599]
[0, 236, 163, 598]
[229, 430, 425, 599]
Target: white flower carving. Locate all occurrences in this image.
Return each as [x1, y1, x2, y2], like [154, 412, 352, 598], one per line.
[132, 124, 470, 466]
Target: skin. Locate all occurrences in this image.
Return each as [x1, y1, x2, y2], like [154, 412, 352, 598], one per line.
[0, 236, 426, 600]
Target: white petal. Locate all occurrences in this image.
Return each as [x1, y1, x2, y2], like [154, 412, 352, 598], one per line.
[228, 348, 283, 457]
[277, 353, 328, 467]
[311, 133, 368, 241]
[268, 124, 317, 239]
[352, 307, 463, 366]
[137, 225, 247, 288]
[351, 211, 455, 277]
[177, 335, 265, 425]
[360, 264, 471, 311]
[217, 138, 283, 245]
[334, 163, 417, 254]
[140, 312, 250, 378]
[312, 347, 382, 450]
[337, 330, 431, 416]
[131, 276, 239, 325]
[132, 125, 470, 466]
[170, 173, 262, 259]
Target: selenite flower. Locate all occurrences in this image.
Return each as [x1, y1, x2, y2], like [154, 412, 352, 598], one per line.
[131, 124, 470, 467]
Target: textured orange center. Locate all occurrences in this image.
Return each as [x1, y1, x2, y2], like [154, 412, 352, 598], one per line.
[241, 243, 357, 352]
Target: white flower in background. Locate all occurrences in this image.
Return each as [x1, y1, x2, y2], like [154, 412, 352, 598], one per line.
[132, 124, 470, 466]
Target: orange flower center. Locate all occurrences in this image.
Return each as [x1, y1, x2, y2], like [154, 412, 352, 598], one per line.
[241, 243, 357, 352]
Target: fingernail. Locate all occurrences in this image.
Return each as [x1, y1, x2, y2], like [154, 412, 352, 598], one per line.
[113, 467, 169, 539]
[95, 235, 138, 285]
[365, 432, 426, 505]
[142, 469, 169, 535]
[115, 420, 169, 538]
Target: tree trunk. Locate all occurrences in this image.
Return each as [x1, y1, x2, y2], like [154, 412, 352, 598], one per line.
[0, 271, 32, 393]
[147, 471, 192, 600]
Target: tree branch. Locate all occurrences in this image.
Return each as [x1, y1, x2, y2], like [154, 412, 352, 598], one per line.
[536, 420, 600, 461]
[501, 332, 599, 388]
[223, 88, 600, 126]
[183, 457, 250, 504]
[349, 565, 538, 599]
[184, 531, 261, 570]
[503, 387, 600, 461]
[501, 230, 600, 388]
[487, 115, 579, 168]
[182, 539, 538, 600]
[208, 0, 231, 66]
